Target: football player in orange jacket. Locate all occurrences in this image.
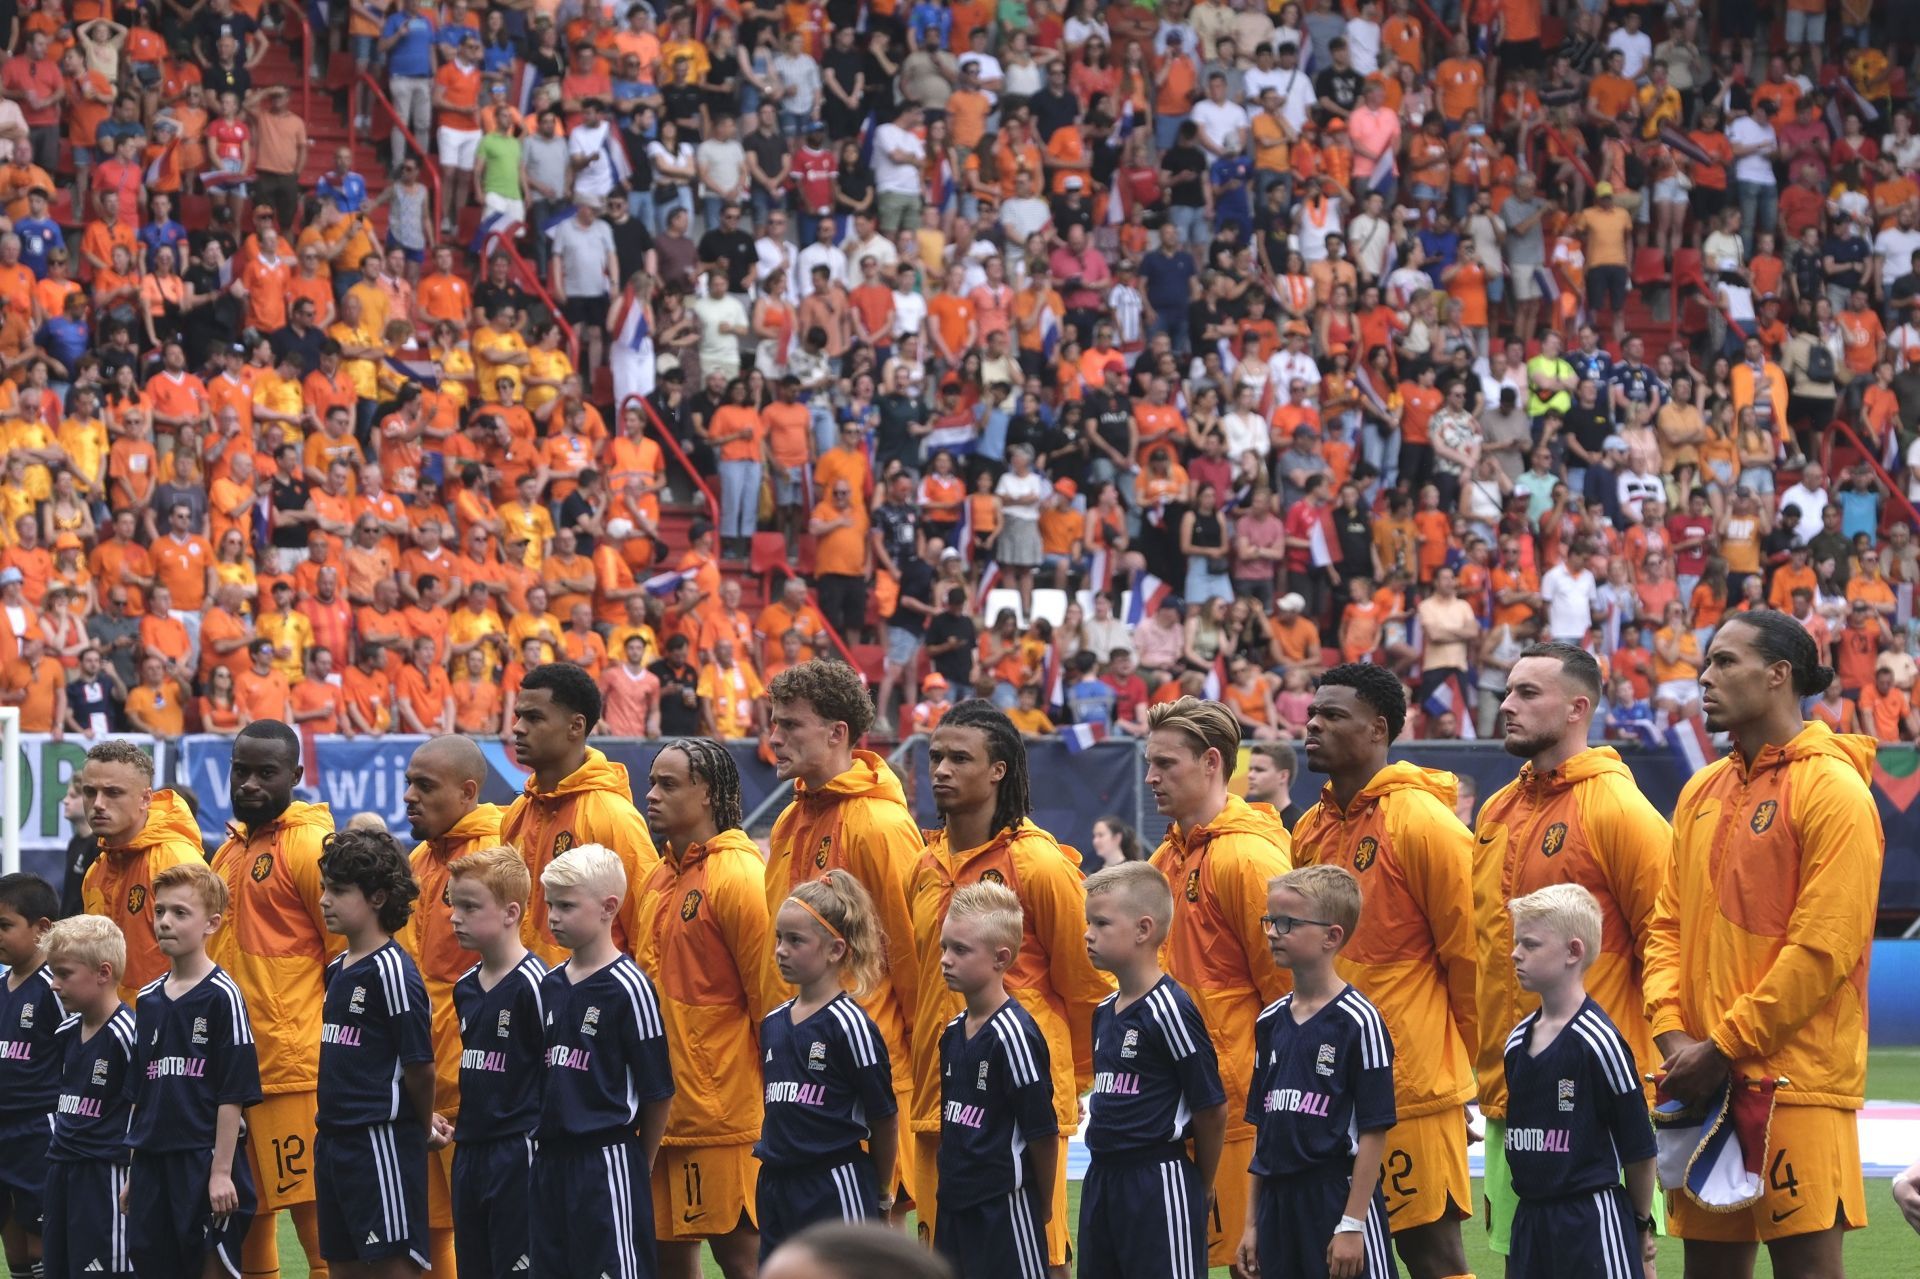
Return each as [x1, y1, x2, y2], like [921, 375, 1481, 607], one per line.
[1144, 697, 1293, 1275]
[207, 720, 335, 1279]
[78, 739, 205, 1004]
[908, 701, 1111, 1273]
[1293, 664, 1478, 1279]
[1471, 644, 1672, 1260]
[763, 659, 925, 1213]
[636, 739, 790, 1279]
[398, 734, 504, 1279]
[1647, 612, 1883, 1271]
[503, 661, 659, 965]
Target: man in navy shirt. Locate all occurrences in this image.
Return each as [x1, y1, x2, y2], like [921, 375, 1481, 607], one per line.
[1139, 222, 1198, 358]
[64, 647, 124, 736]
[12, 186, 62, 277]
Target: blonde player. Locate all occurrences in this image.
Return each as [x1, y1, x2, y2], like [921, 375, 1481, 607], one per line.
[79, 740, 205, 1004]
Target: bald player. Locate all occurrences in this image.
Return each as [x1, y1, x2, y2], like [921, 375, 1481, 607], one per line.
[1472, 643, 1672, 1263]
[400, 734, 504, 1279]
[79, 738, 205, 1003]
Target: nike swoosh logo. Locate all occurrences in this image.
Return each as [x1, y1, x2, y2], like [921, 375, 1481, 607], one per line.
[1385, 1201, 1407, 1217]
[1478, 834, 1497, 844]
[681, 1211, 706, 1224]
[1770, 1206, 1802, 1223]
[1695, 812, 1713, 821]
[276, 1180, 301, 1196]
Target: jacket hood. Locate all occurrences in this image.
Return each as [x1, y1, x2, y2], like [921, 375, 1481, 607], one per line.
[1773, 721, 1876, 781]
[797, 750, 910, 808]
[1178, 793, 1289, 844]
[1357, 760, 1459, 808]
[424, 804, 504, 852]
[526, 748, 635, 802]
[113, 789, 204, 856]
[1520, 746, 1634, 792]
[669, 826, 761, 870]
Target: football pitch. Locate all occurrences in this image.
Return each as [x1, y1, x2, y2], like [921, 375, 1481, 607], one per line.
[271, 1048, 1920, 1277]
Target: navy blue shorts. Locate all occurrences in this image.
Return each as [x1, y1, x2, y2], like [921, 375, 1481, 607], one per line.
[0, 1118, 47, 1233]
[42, 1159, 132, 1278]
[315, 1122, 429, 1266]
[1076, 1154, 1207, 1279]
[934, 1183, 1050, 1279]
[126, 1146, 255, 1279]
[451, 1134, 535, 1279]
[1254, 1165, 1394, 1279]
[530, 1139, 657, 1279]
[1512, 1184, 1642, 1279]
[755, 1158, 879, 1264]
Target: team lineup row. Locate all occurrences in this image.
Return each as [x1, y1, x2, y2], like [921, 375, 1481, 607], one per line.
[0, 605, 1885, 1279]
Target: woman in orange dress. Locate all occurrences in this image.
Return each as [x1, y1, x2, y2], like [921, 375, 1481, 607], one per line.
[919, 449, 967, 550]
[752, 267, 796, 378]
[198, 664, 243, 738]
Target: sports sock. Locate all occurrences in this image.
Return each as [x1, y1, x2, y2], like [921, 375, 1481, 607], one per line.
[240, 1210, 280, 1279]
[290, 1201, 328, 1279]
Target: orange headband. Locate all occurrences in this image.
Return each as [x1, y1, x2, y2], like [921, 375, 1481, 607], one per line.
[787, 895, 844, 942]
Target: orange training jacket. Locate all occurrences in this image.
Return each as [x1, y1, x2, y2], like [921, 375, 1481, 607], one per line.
[906, 819, 1112, 1135]
[1151, 794, 1294, 1149]
[400, 802, 505, 1124]
[765, 751, 925, 1084]
[501, 747, 660, 967]
[1471, 747, 1672, 1119]
[1645, 722, 1882, 1110]
[82, 789, 205, 1005]
[1290, 763, 1478, 1119]
[209, 800, 337, 1096]
[633, 827, 790, 1148]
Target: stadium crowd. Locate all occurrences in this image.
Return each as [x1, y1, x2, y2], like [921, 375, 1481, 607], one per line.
[0, 0, 1914, 754]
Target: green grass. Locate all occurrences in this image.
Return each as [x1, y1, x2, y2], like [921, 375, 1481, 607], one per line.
[269, 1048, 1920, 1277]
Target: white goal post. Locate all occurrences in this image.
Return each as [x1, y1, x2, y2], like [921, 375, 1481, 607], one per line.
[0, 707, 17, 876]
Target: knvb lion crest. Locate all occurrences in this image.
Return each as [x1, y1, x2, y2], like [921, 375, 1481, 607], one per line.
[1541, 822, 1568, 858]
[126, 884, 147, 915]
[1185, 868, 1201, 902]
[553, 832, 575, 857]
[1750, 800, 1778, 834]
[680, 890, 704, 922]
[251, 853, 275, 882]
[979, 869, 1005, 886]
[814, 836, 832, 869]
[1352, 837, 1379, 872]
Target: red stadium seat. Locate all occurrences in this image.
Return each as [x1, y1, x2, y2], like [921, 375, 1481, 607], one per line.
[1633, 247, 1669, 286]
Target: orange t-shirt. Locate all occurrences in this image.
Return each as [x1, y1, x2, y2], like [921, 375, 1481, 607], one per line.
[1436, 57, 1486, 120]
[763, 402, 811, 471]
[150, 535, 214, 611]
[342, 664, 393, 733]
[235, 668, 293, 723]
[1413, 509, 1452, 582]
[434, 61, 482, 130]
[709, 405, 765, 463]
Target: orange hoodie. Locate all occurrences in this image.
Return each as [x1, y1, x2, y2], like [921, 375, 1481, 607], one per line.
[208, 800, 337, 1095]
[633, 827, 790, 1148]
[82, 789, 205, 1005]
[1291, 762, 1478, 1119]
[765, 751, 925, 1083]
[1471, 747, 1672, 1120]
[1150, 794, 1293, 1151]
[1645, 722, 1881, 1110]
[501, 747, 660, 966]
[400, 802, 505, 1123]
[906, 819, 1112, 1138]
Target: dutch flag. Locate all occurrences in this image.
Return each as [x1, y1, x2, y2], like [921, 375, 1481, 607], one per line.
[470, 209, 523, 257]
[643, 569, 690, 598]
[1039, 303, 1061, 363]
[1423, 675, 1477, 739]
[1124, 569, 1172, 626]
[1061, 721, 1106, 753]
[1667, 712, 1715, 774]
[1043, 645, 1064, 710]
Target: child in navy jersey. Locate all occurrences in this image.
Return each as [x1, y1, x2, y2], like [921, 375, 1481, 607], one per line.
[1239, 865, 1396, 1279]
[440, 845, 547, 1279]
[0, 875, 66, 1279]
[1078, 861, 1226, 1279]
[315, 828, 436, 1272]
[933, 882, 1058, 1279]
[42, 916, 136, 1279]
[124, 861, 263, 1279]
[533, 844, 674, 1279]
[756, 869, 900, 1265]
[1504, 884, 1657, 1279]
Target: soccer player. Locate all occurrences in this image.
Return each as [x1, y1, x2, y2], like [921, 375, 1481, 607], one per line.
[399, 735, 503, 1276]
[1646, 612, 1883, 1273]
[42, 915, 136, 1279]
[79, 739, 205, 1004]
[503, 662, 659, 965]
[758, 871, 901, 1262]
[635, 740, 787, 1279]
[1143, 696, 1293, 1272]
[1503, 883, 1658, 1279]
[1078, 861, 1227, 1279]
[124, 862, 263, 1279]
[1293, 664, 1477, 1279]
[315, 829, 435, 1275]
[445, 846, 548, 1279]
[0, 873, 62, 1279]
[1239, 865, 1395, 1279]
[907, 700, 1109, 1272]
[933, 881, 1060, 1279]
[532, 845, 674, 1279]
[764, 659, 924, 1210]
[206, 719, 335, 1279]
[1472, 642, 1671, 1262]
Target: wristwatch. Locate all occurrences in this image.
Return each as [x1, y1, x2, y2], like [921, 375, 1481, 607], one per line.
[1633, 1211, 1657, 1235]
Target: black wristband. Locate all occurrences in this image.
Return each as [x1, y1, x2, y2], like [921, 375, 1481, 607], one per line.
[1634, 1212, 1657, 1234]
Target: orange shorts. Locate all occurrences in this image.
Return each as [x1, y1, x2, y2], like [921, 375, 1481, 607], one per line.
[650, 1144, 758, 1241]
[426, 1139, 455, 1229]
[912, 1130, 1070, 1267]
[1666, 1105, 1866, 1243]
[1207, 1133, 1257, 1268]
[244, 1090, 318, 1210]
[1380, 1107, 1473, 1231]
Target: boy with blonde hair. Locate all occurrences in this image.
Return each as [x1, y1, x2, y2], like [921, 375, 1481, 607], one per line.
[934, 882, 1059, 1279]
[43, 915, 136, 1279]
[1504, 883, 1657, 1279]
[1079, 861, 1226, 1279]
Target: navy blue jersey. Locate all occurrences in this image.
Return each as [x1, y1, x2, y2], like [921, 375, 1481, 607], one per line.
[125, 968, 263, 1153]
[0, 964, 66, 1128]
[319, 940, 434, 1130]
[1085, 977, 1225, 1159]
[1569, 348, 1614, 390]
[1246, 985, 1397, 1178]
[49, 1004, 136, 1164]
[937, 998, 1059, 1209]
[1503, 998, 1656, 1201]
[452, 953, 549, 1143]
[754, 993, 897, 1170]
[536, 955, 673, 1142]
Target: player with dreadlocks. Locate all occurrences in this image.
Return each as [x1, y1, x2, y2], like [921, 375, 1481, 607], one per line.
[905, 699, 1113, 1276]
[633, 739, 790, 1279]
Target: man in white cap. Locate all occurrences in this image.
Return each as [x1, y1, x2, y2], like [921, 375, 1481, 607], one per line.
[1271, 591, 1322, 674]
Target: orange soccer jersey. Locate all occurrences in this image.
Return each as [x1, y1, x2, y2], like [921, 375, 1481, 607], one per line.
[400, 803, 505, 1122]
[81, 789, 205, 1004]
